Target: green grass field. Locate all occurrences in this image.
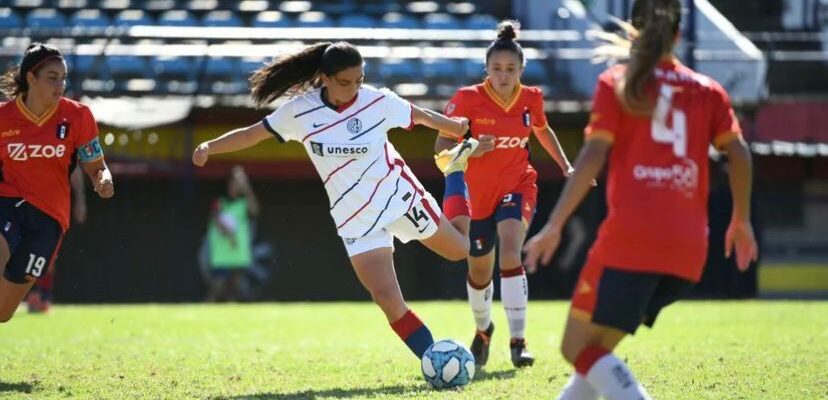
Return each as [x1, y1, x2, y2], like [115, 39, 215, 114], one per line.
[1, 301, 826, 399]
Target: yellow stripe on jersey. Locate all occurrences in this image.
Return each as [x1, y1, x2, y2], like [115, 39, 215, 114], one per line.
[15, 96, 59, 127]
[482, 78, 523, 112]
[713, 131, 743, 150]
[586, 129, 615, 145]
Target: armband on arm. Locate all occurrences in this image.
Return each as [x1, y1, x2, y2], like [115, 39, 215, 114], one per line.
[78, 137, 104, 162]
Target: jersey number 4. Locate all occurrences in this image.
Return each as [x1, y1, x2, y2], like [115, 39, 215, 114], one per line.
[652, 84, 687, 157]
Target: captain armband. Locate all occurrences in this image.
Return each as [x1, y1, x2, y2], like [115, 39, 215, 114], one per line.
[78, 137, 104, 162]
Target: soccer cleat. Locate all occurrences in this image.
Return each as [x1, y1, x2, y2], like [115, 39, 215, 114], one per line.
[434, 138, 479, 175]
[470, 322, 494, 367]
[510, 338, 535, 368]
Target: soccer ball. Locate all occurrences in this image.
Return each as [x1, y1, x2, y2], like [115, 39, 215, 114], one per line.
[421, 339, 476, 389]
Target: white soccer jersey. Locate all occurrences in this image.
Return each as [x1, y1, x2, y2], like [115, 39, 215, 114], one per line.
[263, 85, 433, 239]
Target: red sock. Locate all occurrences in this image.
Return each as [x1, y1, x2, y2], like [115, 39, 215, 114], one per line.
[574, 345, 610, 375]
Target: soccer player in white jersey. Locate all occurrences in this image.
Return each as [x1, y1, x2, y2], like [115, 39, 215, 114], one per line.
[192, 42, 479, 361]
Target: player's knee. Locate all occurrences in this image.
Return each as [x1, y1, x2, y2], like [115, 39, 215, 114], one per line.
[499, 253, 523, 271]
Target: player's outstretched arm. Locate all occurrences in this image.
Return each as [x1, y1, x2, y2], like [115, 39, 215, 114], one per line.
[533, 125, 573, 174]
[411, 106, 469, 138]
[192, 122, 271, 167]
[523, 138, 610, 271]
[721, 138, 758, 271]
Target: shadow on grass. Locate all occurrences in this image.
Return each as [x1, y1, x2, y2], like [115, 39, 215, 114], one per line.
[211, 383, 422, 400]
[0, 381, 35, 394]
[212, 369, 517, 399]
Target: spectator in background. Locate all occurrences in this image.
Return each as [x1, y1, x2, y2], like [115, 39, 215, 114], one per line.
[203, 165, 260, 302]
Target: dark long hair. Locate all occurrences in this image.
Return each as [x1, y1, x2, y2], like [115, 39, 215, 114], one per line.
[249, 41, 363, 108]
[485, 19, 524, 66]
[0, 42, 64, 99]
[621, 0, 681, 111]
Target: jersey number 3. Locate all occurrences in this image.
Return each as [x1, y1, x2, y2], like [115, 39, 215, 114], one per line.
[652, 84, 687, 157]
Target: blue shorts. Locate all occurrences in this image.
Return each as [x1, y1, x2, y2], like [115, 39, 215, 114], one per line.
[0, 197, 64, 284]
[468, 192, 535, 257]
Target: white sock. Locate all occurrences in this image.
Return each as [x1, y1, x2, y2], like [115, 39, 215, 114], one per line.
[500, 266, 528, 339]
[466, 278, 493, 331]
[557, 373, 599, 400]
[586, 353, 652, 400]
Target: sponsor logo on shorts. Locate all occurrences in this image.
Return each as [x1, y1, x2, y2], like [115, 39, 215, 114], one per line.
[310, 141, 370, 157]
[344, 238, 357, 245]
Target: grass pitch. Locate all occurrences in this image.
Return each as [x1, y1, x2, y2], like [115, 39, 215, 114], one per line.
[1, 301, 826, 399]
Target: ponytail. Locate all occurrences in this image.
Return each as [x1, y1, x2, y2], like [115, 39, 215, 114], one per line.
[619, 0, 682, 112]
[249, 41, 363, 108]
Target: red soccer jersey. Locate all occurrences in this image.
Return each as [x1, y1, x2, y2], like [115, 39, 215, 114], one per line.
[445, 79, 549, 219]
[0, 97, 100, 231]
[584, 59, 742, 282]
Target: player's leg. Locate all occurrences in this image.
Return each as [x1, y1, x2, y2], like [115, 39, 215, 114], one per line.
[557, 262, 660, 400]
[0, 235, 27, 323]
[496, 218, 534, 367]
[26, 266, 54, 313]
[465, 217, 497, 367]
[347, 234, 433, 359]
[495, 186, 536, 367]
[420, 138, 479, 259]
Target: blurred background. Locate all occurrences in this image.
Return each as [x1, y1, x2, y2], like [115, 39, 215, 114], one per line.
[1, 0, 825, 303]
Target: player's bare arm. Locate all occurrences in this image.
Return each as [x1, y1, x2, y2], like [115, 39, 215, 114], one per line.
[532, 125, 573, 174]
[523, 138, 611, 270]
[81, 158, 114, 199]
[192, 122, 271, 166]
[720, 138, 758, 271]
[411, 106, 469, 138]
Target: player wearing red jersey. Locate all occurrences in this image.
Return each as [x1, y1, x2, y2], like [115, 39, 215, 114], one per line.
[436, 20, 574, 368]
[523, 1, 758, 398]
[0, 43, 114, 323]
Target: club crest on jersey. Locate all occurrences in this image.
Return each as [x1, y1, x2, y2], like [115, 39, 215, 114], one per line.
[346, 118, 362, 135]
[445, 102, 456, 115]
[310, 141, 369, 157]
[56, 120, 70, 140]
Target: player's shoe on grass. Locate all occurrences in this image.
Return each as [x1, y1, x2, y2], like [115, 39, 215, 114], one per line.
[510, 338, 535, 368]
[26, 291, 50, 313]
[435, 138, 479, 175]
[470, 322, 494, 367]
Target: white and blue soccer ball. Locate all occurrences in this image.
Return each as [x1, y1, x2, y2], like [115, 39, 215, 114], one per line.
[421, 339, 476, 389]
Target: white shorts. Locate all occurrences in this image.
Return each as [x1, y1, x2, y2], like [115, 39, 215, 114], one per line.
[342, 193, 441, 257]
